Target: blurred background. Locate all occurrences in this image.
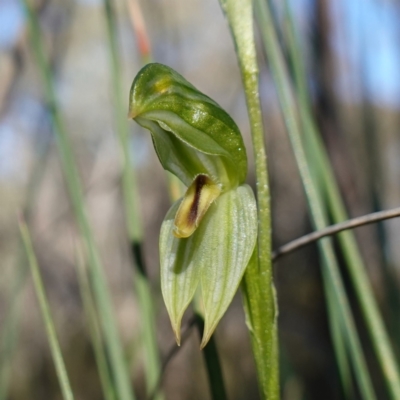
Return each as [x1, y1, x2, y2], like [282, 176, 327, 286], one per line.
[1, 0, 400, 399]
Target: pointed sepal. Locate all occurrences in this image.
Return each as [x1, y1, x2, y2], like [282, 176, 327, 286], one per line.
[159, 200, 203, 344]
[198, 185, 258, 348]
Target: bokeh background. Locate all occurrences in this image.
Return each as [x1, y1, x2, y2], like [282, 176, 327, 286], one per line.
[1, 0, 400, 399]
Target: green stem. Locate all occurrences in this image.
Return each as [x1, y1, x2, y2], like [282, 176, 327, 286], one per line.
[22, 2, 135, 400]
[218, 1, 279, 398]
[19, 220, 75, 400]
[195, 314, 227, 400]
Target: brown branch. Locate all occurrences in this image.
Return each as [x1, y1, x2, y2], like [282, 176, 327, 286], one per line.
[272, 206, 400, 262]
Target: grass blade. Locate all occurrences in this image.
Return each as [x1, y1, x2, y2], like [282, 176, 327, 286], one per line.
[0, 261, 28, 400]
[102, 0, 142, 242]
[218, 0, 279, 398]
[281, 3, 351, 396]
[325, 278, 353, 398]
[74, 248, 117, 400]
[254, 1, 376, 398]
[282, 2, 400, 398]
[22, 2, 136, 399]
[102, 1, 163, 398]
[0, 121, 54, 400]
[19, 219, 75, 400]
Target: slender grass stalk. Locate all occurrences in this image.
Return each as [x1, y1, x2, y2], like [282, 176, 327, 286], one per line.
[103, 1, 141, 242]
[22, 2, 135, 399]
[254, 1, 376, 398]
[102, 2, 162, 398]
[19, 219, 74, 400]
[0, 127, 53, 400]
[219, 1, 279, 398]
[194, 314, 227, 400]
[325, 281, 353, 399]
[0, 261, 28, 400]
[74, 248, 117, 400]
[282, 3, 400, 398]
[191, 292, 228, 400]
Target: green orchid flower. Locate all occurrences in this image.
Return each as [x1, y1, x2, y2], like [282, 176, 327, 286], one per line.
[129, 63, 257, 348]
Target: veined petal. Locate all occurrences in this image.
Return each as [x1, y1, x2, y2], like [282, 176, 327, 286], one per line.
[160, 185, 257, 346]
[198, 184, 258, 348]
[159, 200, 204, 344]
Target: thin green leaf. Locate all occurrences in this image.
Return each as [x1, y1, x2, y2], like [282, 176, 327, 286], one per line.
[0, 261, 28, 400]
[103, 0, 142, 242]
[282, 2, 400, 398]
[254, 1, 376, 399]
[74, 250, 116, 400]
[22, 2, 136, 399]
[0, 120, 52, 400]
[282, 3, 352, 396]
[19, 220, 75, 400]
[325, 277, 353, 398]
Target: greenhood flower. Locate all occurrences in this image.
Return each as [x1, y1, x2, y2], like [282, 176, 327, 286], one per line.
[129, 63, 257, 347]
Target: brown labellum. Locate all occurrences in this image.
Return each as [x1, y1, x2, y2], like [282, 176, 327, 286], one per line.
[173, 174, 221, 238]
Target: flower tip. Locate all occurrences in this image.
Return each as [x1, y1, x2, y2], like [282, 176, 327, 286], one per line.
[172, 225, 194, 239]
[199, 333, 211, 350]
[200, 312, 223, 349]
[171, 321, 182, 346]
[174, 330, 181, 347]
[127, 107, 137, 119]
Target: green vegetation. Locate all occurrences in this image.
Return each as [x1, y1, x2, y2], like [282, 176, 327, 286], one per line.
[1, 1, 399, 399]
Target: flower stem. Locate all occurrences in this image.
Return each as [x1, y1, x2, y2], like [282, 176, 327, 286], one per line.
[218, 0, 279, 398]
